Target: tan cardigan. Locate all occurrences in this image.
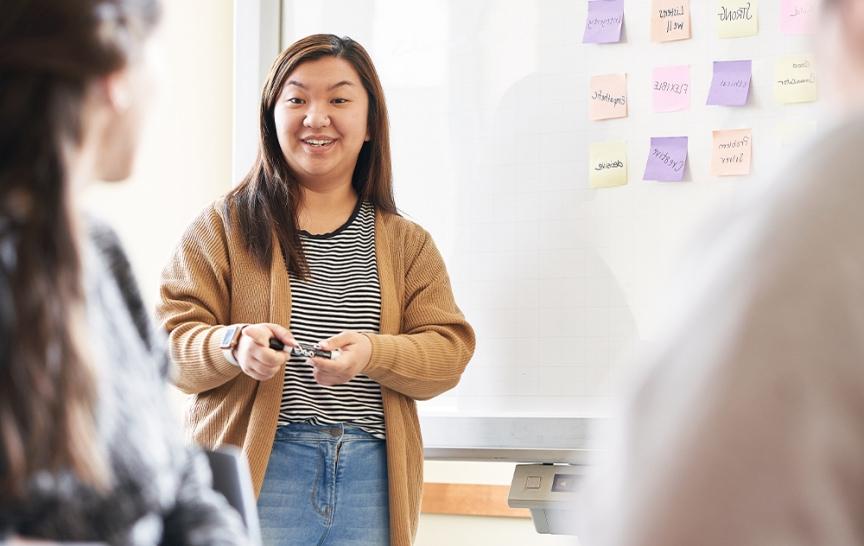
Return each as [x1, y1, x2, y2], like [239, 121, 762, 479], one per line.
[157, 199, 475, 546]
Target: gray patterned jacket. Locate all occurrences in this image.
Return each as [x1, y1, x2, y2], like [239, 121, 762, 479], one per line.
[0, 220, 250, 545]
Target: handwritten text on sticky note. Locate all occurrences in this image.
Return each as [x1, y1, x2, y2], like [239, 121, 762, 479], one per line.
[717, 0, 758, 38]
[590, 141, 628, 188]
[711, 129, 752, 176]
[775, 55, 817, 103]
[653, 65, 690, 112]
[780, 0, 816, 35]
[707, 60, 752, 106]
[644, 136, 688, 182]
[590, 74, 628, 120]
[652, 0, 691, 42]
[583, 0, 625, 44]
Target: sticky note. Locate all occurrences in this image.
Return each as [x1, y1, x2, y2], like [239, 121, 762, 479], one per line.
[707, 60, 752, 106]
[583, 0, 625, 44]
[651, 0, 691, 42]
[643, 137, 688, 182]
[652, 65, 690, 112]
[775, 55, 817, 103]
[780, 0, 816, 35]
[711, 129, 752, 176]
[590, 141, 628, 188]
[716, 0, 758, 38]
[590, 74, 628, 120]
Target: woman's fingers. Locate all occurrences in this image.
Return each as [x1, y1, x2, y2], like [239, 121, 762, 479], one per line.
[236, 323, 293, 380]
[268, 323, 297, 348]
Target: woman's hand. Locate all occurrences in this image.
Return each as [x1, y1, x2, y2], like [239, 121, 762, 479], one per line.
[310, 331, 372, 386]
[236, 323, 296, 381]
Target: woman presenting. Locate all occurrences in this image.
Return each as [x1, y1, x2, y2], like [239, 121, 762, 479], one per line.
[158, 34, 475, 545]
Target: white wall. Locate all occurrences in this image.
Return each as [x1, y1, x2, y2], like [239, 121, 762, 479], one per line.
[82, 0, 235, 307]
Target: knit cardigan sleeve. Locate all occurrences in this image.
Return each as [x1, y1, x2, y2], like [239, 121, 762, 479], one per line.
[157, 204, 241, 394]
[363, 223, 475, 400]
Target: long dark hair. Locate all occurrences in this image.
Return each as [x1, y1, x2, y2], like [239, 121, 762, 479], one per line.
[226, 34, 398, 278]
[0, 0, 160, 501]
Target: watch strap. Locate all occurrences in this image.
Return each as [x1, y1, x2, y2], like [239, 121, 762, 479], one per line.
[221, 324, 248, 367]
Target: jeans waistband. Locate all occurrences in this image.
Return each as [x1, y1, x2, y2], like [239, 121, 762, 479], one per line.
[274, 422, 382, 442]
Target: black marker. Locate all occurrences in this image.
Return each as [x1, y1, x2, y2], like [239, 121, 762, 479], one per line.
[268, 337, 340, 360]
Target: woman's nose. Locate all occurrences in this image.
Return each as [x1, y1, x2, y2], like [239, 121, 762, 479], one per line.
[303, 109, 331, 128]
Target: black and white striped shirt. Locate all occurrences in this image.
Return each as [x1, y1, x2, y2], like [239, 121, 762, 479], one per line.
[278, 201, 385, 438]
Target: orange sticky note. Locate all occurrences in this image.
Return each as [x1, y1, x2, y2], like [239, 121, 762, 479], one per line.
[590, 74, 628, 121]
[652, 0, 691, 42]
[711, 129, 752, 176]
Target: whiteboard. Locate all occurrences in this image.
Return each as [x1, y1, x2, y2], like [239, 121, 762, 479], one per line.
[275, 0, 821, 434]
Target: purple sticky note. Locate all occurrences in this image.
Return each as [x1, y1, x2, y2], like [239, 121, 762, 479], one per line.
[583, 0, 624, 44]
[643, 136, 688, 181]
[706, 60, 752, 106]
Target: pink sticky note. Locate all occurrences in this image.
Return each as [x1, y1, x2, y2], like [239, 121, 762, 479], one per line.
[710, 129, 752, 176]
[651, 0, 691, 42]
[590, 74, 628, 120]
[652, 65, 690, 112]
[780, 0, 816, 35]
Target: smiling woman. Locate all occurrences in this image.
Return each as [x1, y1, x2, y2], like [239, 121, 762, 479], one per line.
[275, 57, 371, 196]
[157, 34, 476, 546]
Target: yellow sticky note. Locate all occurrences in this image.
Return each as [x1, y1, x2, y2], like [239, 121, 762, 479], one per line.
[775, 55, 817, 103]
[716, 0, 758, 38]
[590, 141, 628, 188]
[589, 74, 628, 121]
[652, 0, 691, 42]
[711, 129, 752, 176]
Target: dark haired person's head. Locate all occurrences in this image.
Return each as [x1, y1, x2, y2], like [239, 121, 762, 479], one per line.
[818, 0, 864, 108]
[230, 34, 396, 278]
[0, 0, 160, 501]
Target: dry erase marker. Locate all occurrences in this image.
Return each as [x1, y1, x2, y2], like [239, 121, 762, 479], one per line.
[268, 337, 341, 360]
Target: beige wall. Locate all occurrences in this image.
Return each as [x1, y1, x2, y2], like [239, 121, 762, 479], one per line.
[82, 0, 235, 307]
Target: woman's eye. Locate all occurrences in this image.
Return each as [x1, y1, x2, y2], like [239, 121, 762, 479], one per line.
[286, 97, 305, 105]
[332, 98, 349, 104]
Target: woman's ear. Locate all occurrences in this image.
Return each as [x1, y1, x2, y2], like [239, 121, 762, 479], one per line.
[100, 68, 133, 112]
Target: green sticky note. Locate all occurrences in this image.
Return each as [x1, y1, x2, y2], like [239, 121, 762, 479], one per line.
[590, 142, 628, 188]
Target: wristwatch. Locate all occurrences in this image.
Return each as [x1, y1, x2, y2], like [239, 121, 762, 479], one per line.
[219, 324, 247, 366]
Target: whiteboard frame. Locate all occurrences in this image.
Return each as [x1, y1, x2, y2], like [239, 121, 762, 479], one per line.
[232, 0, 281, 184]
[421, 416, 596, 464]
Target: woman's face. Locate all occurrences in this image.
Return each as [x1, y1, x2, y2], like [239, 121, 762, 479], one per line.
[273, 56, 370, 190]
[93, 39, 159, 182]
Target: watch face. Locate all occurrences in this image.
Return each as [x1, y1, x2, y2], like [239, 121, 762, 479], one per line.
[220, 326, 239, 349]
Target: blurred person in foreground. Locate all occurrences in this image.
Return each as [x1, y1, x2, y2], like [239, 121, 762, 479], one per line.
[0, 0, 248, 543]
[579, 0, 864, 544]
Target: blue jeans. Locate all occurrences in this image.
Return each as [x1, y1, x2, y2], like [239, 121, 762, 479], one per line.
[257, 423, 390, 545]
